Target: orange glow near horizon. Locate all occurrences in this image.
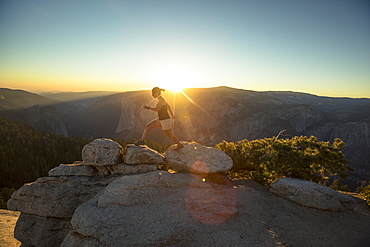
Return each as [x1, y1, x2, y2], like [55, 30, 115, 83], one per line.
[1, 72, 149, 93]
[1, 69, 369, 98]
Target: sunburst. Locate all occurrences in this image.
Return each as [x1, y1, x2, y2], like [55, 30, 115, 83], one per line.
[153, 63, 199, 92]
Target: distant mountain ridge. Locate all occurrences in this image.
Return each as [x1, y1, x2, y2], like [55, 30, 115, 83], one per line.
[0, 88, 56, 110]
[1, 86, 369, 187]
[0, 89, 116, 136]
[39, 91, 116, 108]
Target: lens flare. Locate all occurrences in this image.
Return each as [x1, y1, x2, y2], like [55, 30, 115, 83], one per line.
[185, 173, 237, 225]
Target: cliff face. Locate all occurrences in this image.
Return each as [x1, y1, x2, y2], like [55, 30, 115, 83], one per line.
[1, 87, 369, 184]
[109, 87, 370, 185]
[112, 87, 369, 143]
[0, 105, 69, 137]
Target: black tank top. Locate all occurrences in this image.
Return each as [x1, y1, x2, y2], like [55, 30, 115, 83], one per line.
[158, 104, 170, 120]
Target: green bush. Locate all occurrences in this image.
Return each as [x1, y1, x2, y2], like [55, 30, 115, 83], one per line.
[363, 185, 370, 206]
[328, 179, 349, 192]
[216, 136, 352, 185]
[329, 179, 341, 190]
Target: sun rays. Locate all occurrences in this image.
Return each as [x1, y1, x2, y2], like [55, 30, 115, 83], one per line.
[153, 63, 200, 93]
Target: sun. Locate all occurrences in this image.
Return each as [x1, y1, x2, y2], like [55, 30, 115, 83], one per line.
[153, 63, 200, 92]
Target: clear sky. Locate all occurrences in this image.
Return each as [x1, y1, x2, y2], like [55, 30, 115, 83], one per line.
[1, 0, 369, 97]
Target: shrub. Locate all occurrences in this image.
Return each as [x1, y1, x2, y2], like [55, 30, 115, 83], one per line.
[329, 179, 341, 190]
[340, 184, 349, 192]
[363, 185, 370, 206]
[216, 136, 352, 185]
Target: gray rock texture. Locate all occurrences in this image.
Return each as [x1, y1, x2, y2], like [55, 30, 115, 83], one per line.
[124, 144, 165, 164]
[82, 138, 123, 166]
[61, 172, 239, 247]
[14, 213, 71, 247]
[49, 162, 96, 177]
[270, 178, 359, 211]
[7, 175, 115, 247]
[8, 176, 115, 218]
[164, 141, 233, 174]
[49, 162, 158, 177]
[62, 175, 370, 247]
[94, 163, 158, 176]
[7, 139, 161, 247]
[7, 139, 370, 247]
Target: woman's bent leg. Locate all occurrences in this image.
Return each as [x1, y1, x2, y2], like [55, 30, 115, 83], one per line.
[141, 119, 161, 140]
[163, 129, 180, 144]
[164, 129, 183, 150]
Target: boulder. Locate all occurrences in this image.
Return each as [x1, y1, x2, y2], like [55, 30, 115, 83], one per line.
[14, 213, 71, 247]
[270, 178, 358, 211]
[7, 175, 115, 247]
[7, 176, 115, 218]
[61, 171, 239, 246]
[95, 171, 220, 207]
[124, 144, 165, 164]
[164, 141, 233, 174]
[61, 174, 370, 247]
[82, 138, 123, 166]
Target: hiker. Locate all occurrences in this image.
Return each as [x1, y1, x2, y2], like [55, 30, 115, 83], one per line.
[135, 87, 184, 151]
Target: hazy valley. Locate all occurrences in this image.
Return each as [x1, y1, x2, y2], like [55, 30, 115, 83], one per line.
[1, 86, 369, 188]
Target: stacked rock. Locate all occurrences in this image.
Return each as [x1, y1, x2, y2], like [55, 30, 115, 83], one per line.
[164, 141, 233, 173]
[8, 139, 234, 247]
[7, 138, 165, 247]
[61, 141, 235, 246]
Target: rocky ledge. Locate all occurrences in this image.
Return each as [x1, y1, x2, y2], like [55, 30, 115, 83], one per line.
[7, 138, 370, 247]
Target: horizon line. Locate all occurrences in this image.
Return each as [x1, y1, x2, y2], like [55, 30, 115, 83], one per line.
[1, 86, 370, 99]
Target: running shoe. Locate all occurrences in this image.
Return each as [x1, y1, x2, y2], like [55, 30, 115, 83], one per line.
[174, 143, 184, 151]
[134, 140, 145, 146]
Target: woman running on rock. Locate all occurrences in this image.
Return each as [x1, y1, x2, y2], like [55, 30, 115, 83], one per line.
[135, 87, 183, 151]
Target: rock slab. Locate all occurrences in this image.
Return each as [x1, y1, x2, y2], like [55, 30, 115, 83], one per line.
[82, 138, 123, 166]
[7, 176, 115, 218]
[49, 162, 96, 177]
[61, 171, 238, 246]
[49, 162, 158, 177]
[14, 213, 71, 247]
[124, 144, 165, 164]
[164, 141, 233, 174]
[270, 177, 358, 211]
